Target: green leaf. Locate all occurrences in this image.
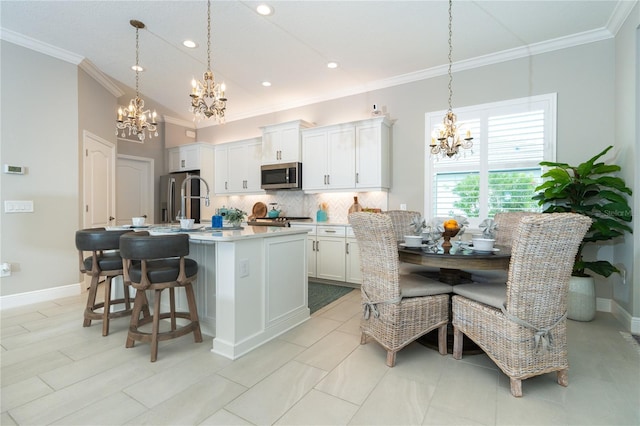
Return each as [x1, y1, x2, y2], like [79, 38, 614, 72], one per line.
[583, 261, 619, 278]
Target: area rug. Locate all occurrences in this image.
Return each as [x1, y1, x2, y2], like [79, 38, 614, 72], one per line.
[620, 331, 640, 355]
[308, 281, 354, 314]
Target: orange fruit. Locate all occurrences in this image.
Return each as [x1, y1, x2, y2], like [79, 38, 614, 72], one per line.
[444, 219, 458, 230]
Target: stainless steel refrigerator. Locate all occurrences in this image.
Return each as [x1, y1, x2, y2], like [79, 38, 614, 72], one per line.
[159, 171, 201, 223]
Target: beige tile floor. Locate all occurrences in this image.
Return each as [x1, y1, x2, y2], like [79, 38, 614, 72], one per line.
[1, 289, 639, 425]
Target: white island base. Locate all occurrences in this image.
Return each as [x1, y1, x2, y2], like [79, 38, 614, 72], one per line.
[178, 227, 310, 360]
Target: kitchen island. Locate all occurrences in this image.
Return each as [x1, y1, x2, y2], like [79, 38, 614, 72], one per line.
[147, 225, 310, 360]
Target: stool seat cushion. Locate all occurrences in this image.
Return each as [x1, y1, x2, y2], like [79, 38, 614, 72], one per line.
[452, 282, 507, 310]
[128, 258, 198, 284]
[83, 251, 123, 272]
[400, 273, 453, 297]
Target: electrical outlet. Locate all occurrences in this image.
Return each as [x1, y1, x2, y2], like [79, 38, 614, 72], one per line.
[239, 259, 250, 278]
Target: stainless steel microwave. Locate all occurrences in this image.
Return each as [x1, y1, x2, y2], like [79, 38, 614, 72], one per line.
[261, 162, 302, 190]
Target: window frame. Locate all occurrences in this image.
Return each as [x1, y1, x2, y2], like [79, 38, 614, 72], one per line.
[424, 93, 557, 228]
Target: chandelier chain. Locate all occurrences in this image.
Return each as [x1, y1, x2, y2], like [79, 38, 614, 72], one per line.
[135, 25, 140, 96]
[447, 0, 453, 113]
[429, 0, 473, 159]
[207, 0, 211, 70]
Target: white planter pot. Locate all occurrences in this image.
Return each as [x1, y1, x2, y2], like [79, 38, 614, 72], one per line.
[567, 276, 596, 321]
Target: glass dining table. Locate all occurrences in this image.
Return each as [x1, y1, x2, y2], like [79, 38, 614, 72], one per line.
[398, 244, 511, 285]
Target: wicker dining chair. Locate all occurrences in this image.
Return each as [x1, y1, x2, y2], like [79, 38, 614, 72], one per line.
[349, 212, 452, 367]
[382, 210, 438, 277]
[452, 213, 591, 397]
[467, 211, 541, 284]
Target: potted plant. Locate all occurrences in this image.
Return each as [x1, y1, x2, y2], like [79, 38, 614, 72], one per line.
[533, 145, 632, 320]
[225, 208, 247, 227]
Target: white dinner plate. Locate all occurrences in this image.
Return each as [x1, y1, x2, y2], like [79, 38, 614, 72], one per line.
[399, 243, 427, 248]
[469, 247, 500, 254]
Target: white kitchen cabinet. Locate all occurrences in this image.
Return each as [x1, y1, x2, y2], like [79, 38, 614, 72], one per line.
[301, 117, 391, 192]
[168, 144, 201, 172]
[315, 225, 346, 282]
[291, 224, 317, 278]
[261, 120, 312, 165]
[214, 138, 264, 195]
[302, 124, 355, 191]
[345, 227, 362, 284]
[355, 117, 391, 190]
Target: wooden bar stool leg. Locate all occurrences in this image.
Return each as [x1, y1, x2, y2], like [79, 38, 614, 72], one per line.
[83, 275, 99, 327]
[151, 289, 162, 362]
[170, 287, 177, 331]
[102, 276, 113, 336]
[185, 283, 203, 342]
[126, 290, 146, 348]
[123, 281, 131, 311]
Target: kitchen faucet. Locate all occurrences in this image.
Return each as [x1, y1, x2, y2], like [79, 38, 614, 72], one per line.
[179, 175, 211, 220]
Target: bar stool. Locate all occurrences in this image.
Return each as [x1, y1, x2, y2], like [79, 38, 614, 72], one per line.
[120, 232, 202, 362]
[75, 227, 135, 336]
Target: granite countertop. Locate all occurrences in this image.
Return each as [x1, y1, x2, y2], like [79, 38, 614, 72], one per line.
[107, 224, 309, 242]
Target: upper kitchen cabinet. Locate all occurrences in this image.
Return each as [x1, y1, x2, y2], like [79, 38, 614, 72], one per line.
[302, 124, 355, 191]
[214, 138, 264, 195]
[301, 117, 392, 192]
[355, 117, 391, 191]
[167, 143, 214, 173]
[261, 120, 312, 165]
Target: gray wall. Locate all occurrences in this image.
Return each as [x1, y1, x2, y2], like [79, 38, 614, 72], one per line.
[1, 40, 79, 296]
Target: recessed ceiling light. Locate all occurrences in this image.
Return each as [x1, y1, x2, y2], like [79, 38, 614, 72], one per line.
[131, 65, 144, 72]
[183, 40, 197, 48]
[256, 4, 274, 16]
[327, 62, 338, 69]
[262, 81, 272, 87]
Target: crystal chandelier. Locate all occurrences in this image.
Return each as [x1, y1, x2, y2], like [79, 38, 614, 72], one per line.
[190, 0, 227, 122]
[430, 0, 472, 159]
[116, 20, 158, 142]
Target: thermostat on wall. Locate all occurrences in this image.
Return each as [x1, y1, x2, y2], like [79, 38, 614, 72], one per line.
[4, 164, 25, 174]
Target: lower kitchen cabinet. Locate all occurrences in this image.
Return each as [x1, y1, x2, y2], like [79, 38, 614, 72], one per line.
[291, 223, 361, 285]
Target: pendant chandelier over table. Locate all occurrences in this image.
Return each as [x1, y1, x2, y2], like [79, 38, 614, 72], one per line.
[116, 20, 158, 142]
[189, 0, 227, 122]
[429, 0, 473, 159]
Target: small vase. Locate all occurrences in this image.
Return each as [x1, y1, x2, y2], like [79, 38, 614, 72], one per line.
[348, 196, 363, 214]
[442, 228, 460, 254]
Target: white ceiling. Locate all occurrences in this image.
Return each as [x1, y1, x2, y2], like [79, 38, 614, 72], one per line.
[0, 1, 634, 127]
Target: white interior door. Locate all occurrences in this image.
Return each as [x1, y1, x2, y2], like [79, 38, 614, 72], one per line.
[116, 155, 154, 225]
[83, 131, 115, 228]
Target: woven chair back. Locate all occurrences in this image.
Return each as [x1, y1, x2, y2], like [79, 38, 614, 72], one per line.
[505, 213, 591, 327]
[349, 212, 401, 301]
[493, 211, 541, 247]
[382, 210, 422, 242]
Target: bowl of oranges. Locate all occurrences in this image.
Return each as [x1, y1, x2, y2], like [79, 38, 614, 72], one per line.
[442, 219, 461, 238]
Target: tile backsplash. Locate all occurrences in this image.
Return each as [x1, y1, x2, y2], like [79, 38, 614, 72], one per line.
[211, 191, 389, 223]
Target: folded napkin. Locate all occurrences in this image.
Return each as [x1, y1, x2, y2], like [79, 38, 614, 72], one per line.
[410, 215, 426, 235]
[479, 218, 498, 238]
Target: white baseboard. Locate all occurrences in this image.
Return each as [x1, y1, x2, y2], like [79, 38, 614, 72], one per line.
[0, 283, 81, 310]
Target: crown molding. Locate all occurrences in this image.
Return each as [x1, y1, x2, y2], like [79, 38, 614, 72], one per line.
[79, 59, 124, 98]
[606, 0, 639, 35]
[163, 115, 196, 129]
[0, 27, 83, 64]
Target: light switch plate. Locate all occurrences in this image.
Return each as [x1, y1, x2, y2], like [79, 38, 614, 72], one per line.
[4, 200, 34, 213]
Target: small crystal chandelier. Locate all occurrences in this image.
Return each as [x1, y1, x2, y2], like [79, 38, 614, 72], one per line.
[430, 0, 472, 159]
[116, 20, 158, 142]
[190, 0, 227, 122]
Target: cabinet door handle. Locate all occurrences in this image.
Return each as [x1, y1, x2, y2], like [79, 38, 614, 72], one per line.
[346, 242, 350, 254]
[181, 159, 185, 168]
[312, 240, 316, 251]
[324, 229, 337, 233]
[316, 241, 319, 251]
[356, 172, 359, 184]
[225, 181, 228, 190]
[327, 174, 330, 185]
